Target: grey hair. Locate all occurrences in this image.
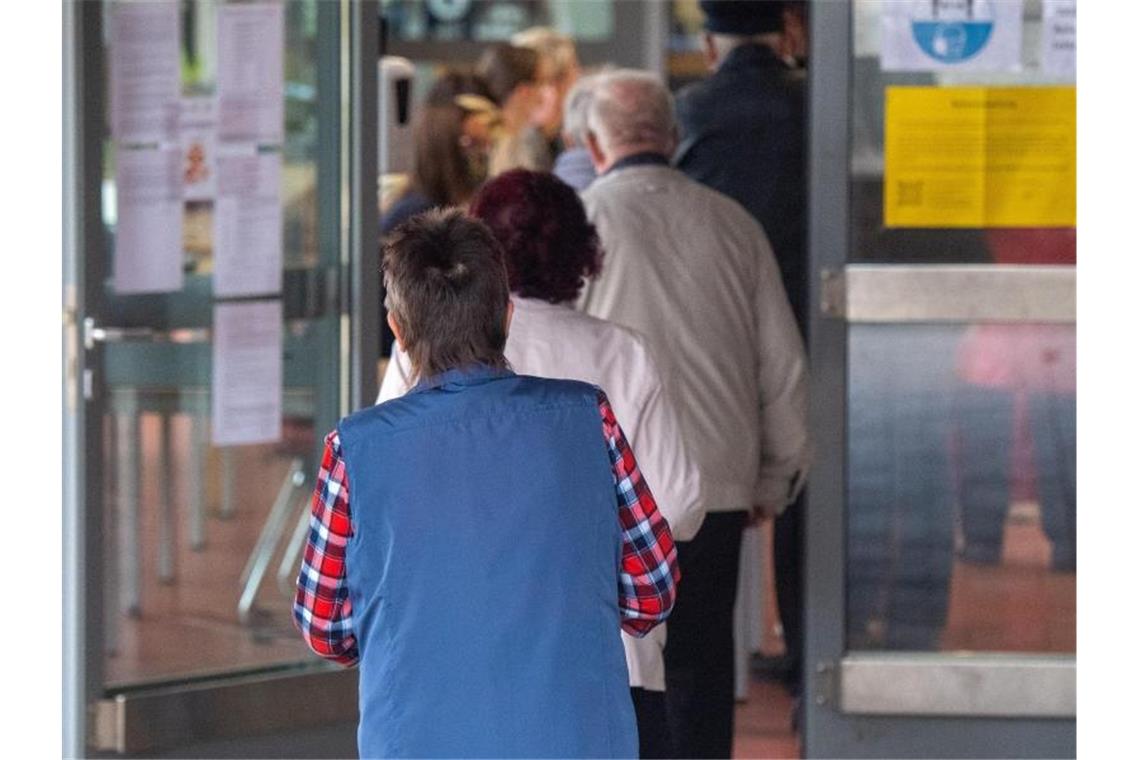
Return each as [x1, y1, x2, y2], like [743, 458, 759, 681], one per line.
[586, 69, 676, 155]
[561, 70, 607, 147]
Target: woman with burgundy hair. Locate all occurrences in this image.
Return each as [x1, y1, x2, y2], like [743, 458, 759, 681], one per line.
[378, 169, 704, 759]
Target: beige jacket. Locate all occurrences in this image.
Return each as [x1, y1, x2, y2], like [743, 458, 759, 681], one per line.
[579, 164, 810, 513]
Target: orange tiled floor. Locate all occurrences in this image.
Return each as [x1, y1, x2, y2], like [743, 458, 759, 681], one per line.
[734, 677, 800, 759]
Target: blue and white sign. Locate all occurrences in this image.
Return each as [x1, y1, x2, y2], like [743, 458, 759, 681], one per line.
[881, 0, 1023, 72]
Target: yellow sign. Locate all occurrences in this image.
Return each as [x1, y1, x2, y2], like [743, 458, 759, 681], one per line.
[884, 86, 1075, 228]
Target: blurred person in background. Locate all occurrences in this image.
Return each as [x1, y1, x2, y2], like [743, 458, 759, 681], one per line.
[379, 70, 497, 356]
[380, 70, 497, 236]
[553, 71, 605, 191]
[297, 208, 678, 758]
[953, 228, 1076, 572]
[579, 69, 810, 759]
[674, 0, 811, 707]
[511, 26, 581, 148]
[476, 43, 556, 176]
[379, 170, 706, 757]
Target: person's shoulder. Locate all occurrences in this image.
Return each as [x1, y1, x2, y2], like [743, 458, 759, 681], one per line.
[560, 307, 653, 356]
[512, 373, 604, 407]
[340, 392, 422, 438]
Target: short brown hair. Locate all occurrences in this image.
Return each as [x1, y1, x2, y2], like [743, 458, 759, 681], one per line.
[383, 209, 511, 381]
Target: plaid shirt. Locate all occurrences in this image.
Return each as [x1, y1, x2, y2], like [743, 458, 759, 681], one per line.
[293, 389, 680, 666]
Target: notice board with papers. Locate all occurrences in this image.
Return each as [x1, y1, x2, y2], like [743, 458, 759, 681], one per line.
[883, 86, 1076, 228]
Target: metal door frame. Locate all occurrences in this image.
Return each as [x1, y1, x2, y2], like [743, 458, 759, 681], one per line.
[802, 2, 1076, 757]
[63, 1, 107, 755]
[62, 2, 379, 754]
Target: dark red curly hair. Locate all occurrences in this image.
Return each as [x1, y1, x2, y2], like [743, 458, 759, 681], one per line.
[468, 169, 603, 304]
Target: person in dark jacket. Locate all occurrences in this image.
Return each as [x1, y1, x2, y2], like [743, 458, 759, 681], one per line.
[674, 0, 810, 716]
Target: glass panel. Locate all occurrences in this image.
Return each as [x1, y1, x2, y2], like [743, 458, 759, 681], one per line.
[844, 1, 1077, 655]
[381, 0, 614, 43]
[850, 0, 1076, 264]
[846, 323, 1075, 653]
[99, 0, 339, 686]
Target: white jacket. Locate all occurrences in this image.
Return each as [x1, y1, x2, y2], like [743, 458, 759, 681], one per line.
[579, 164, 810, 513]
[378, 296, 705, 690]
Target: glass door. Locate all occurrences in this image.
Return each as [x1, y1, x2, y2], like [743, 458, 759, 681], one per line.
[803, 1, 1076, 756]
[63, 1, 378, 755]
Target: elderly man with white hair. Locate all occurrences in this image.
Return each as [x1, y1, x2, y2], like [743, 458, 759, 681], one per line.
[578, 68, 811, 759]
[552, 70, 606, 191]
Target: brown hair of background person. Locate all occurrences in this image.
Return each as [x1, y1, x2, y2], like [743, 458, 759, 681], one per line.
[382, 208, 512, 381]
[511, 27, 581, 139]
[411, 71, 495, 208]
[476, 43, 540, 106]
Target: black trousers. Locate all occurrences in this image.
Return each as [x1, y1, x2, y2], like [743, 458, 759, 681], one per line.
[663, 510, 748, 759]
[631, 687, 671, 759]
[772, 490, 805, 695]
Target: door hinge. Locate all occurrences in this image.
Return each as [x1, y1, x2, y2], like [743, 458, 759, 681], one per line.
[820, 268, 847, 319]
[814, 660, 837, 708]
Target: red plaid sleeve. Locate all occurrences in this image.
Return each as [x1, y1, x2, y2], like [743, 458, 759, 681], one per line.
[292, 430, 358, 666]
[599, 389, 681, 637]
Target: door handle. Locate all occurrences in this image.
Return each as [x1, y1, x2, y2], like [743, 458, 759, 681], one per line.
[83, 318, 210, 350]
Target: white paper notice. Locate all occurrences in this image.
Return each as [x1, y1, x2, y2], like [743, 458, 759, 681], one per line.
[110, 1, 180, 143]
[114, 147, 184, 294]
[212, 301, 282, 446]
[881, 0, 1023, 73]
[214, 146, 283, 297]
[217, 2, 285, 143]
[1041, 0, 1076, 79]
[181, 97, 218, 201]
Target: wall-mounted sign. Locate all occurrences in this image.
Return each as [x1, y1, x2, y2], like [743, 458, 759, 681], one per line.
[181, 96, 218, 202]
[1041, 0, 1076, 79]
[881, 0, 1023, 73]
[212, 300, 283, 446]
[114, 146, 184, 294]
[884, 86, 1075, 228]
[217, 2, 285, 144]
[213, 145, 283, 298]
[109, 1, 180, 143]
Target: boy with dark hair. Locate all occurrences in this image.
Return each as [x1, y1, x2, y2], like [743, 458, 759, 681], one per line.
[294, 208, 679, 758]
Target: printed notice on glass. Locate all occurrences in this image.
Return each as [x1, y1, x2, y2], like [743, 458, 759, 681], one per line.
[212, 300, 282, 446]
[217, 2, 285, 143]
[114, 147, 184, 294]
[214, 145, 282, 297]
[883, 86, 1076, 228]
[1041, 0, 1076, 79]
[881, 0, 1022, 73]
[181, 96, 218, 201]
[110, 1, 180, 143]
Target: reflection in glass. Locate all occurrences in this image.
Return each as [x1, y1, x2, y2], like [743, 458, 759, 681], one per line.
[846, 324, 1075, 654]
[100, 0, 334, 686]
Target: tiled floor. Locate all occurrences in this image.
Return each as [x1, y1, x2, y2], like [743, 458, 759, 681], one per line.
[733, 679, 800, 759]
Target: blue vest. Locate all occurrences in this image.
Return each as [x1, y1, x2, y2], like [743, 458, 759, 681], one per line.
[338, 364, 638, 759]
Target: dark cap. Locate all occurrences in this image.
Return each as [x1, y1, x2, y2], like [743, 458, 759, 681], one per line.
[699, 0, 784, 35]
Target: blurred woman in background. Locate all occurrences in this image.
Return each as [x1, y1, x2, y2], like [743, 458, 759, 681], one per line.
[511, 26, 581, 149]
[380, 70, 497, 235]
[475, 44, 555, 176]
